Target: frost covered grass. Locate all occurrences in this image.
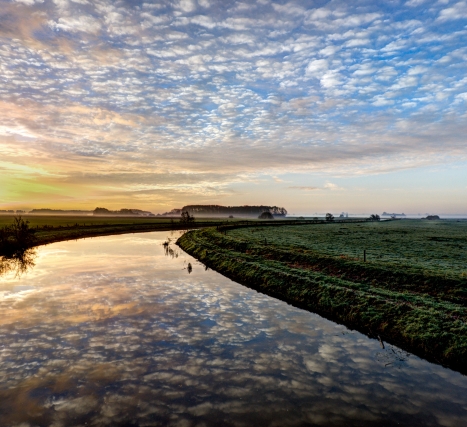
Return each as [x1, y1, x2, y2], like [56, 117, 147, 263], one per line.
[231, 220, 467, 279]
[177, 221, 467, 374]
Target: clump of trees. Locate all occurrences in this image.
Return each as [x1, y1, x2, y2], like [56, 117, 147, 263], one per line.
[369, 214, 380, 221]
[0, 216, 36, 257]
[424, 215, 440, 220]
[325, 213, 334, 221]
[258, 212, 274, 219]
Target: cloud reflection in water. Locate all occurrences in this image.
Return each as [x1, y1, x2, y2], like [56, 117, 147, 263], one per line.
[0, 232, 466, 427]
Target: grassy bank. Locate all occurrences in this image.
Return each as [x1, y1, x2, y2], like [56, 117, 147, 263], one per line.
[0, 215, 229, 256]
[177, 222, 467, 374]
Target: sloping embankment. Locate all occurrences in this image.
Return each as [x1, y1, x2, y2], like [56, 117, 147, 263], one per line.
[177, 227, 467, 375]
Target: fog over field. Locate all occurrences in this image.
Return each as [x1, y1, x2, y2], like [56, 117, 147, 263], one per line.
[0, 0, 466, 213]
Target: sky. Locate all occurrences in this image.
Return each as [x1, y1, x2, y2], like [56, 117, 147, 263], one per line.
[0, 0, 466, 215]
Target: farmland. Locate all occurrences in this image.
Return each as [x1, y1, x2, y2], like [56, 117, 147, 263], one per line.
[177, 219, 467, 373]
[231, 219, 467, 279]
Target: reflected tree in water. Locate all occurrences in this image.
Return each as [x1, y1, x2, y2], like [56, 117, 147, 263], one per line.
[0, 248, 36, 278]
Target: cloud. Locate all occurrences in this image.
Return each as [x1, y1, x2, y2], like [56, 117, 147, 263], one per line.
[14, 0, 44, 4]
[437, 1, 467, 21]
[0, 0, 467, 210]
[324, 182, 340, 190]
[289, 186, 319, 191]
[175, 0, 197, 13]
[306, 59, 328, 76]
[405, 0, 428, 6]
[49, 16, 102, 34]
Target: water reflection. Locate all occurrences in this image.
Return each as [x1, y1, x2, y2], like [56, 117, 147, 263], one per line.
[0, 248, 36, 278]
[0, 232, 466, 427]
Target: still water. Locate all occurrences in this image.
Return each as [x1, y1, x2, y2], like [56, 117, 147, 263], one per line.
[0, 231, 466, 427]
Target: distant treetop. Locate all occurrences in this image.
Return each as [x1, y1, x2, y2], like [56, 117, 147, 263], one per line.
[93, 207, 155, 217]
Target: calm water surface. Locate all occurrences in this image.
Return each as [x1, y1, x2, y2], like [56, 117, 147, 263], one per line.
[0, 232, 466, 427]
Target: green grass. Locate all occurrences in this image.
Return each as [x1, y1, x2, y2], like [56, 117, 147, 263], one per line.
[230, 219, 467, 279]
[0, 215, 230, 254]
[177, 221, 467, 374]
[0, 215, 174, 228]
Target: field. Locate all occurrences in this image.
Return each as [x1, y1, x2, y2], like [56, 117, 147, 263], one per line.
[0, 215, 174, 228]
[177, 220, 467, 373]
[231, 220, 467, 279]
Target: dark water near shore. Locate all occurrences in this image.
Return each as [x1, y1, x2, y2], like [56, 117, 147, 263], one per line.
[0, 231, 466, 427]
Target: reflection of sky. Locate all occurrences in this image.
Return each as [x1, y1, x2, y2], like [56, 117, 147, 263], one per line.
[0, 232, 466, 426]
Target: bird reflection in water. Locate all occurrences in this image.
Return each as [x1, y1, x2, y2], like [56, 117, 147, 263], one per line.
[0, 249, 36, 278]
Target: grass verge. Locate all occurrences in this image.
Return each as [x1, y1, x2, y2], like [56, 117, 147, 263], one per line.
[0, 217, 227, 256]
[177, 226, 467, 374]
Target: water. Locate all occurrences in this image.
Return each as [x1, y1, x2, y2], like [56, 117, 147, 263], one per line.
[0, 231, 466, 427]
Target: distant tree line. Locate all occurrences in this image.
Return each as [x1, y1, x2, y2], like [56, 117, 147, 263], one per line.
[30, 209, 91, 214]
[93, 207, 155, 217]
[181, 205, 287, 217]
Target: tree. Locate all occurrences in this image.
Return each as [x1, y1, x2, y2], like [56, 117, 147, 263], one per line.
[11, 216, 36, 251]
[369, 214, 380, 221]
[180, 211, 195, 224]
[0, 216, 36, 257]
[325, 213, 334, 221]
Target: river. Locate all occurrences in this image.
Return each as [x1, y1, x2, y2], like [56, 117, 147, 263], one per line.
[0, 231, 466, 426]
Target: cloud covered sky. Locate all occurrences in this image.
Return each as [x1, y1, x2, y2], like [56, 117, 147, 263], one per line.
[0, 0, 466, 214]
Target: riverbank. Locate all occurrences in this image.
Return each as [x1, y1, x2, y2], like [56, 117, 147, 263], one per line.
[0, 219, 225, 256]
[177, 225, 467, 374]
